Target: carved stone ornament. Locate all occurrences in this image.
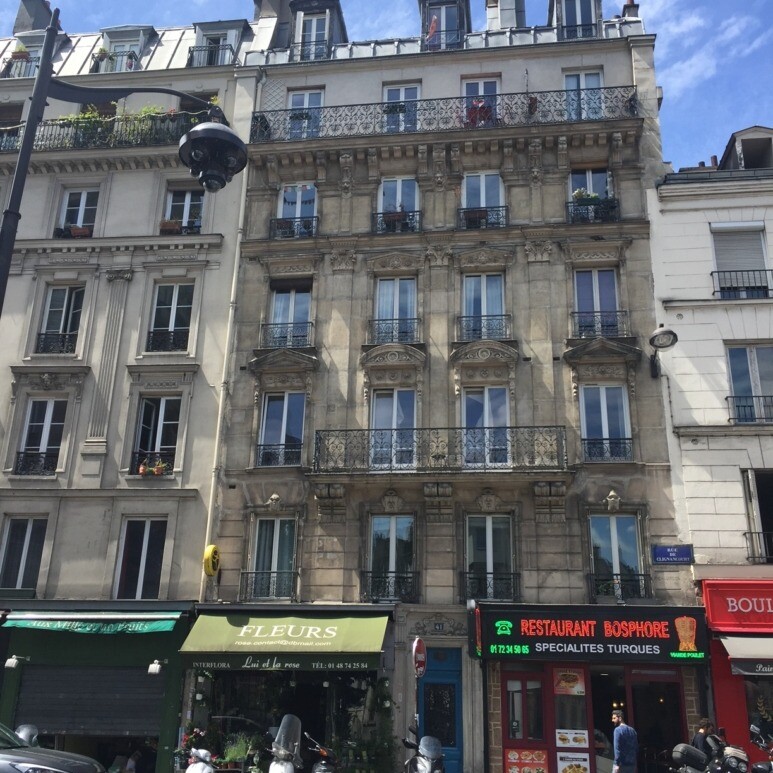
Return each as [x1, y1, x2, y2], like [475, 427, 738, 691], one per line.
[381, 489, 405, 513]
[451, 341, 517, 394]
[524, 240, 553, 263]
[339, 150, 353, 196]
[411, 613, 467, 638]
[557, 135, 568, 170]
[426, 244, 453, 267]
[458, 247, 511, 271]
[329, 250, 357, 272]
[367, 251, 423, 273]
[11, 368, 88, 403]
[533, 481, 567, 523]
[314, 483, 346, 500]
[529, 138, 543, 185]
[267, 492, 282, 511]
[603, 489, 622, 512]
[315, 150, 327, 184]
[367, 147, 379, 181]
[265, 154, 280, 188]
[432, 144, 446, 191]
[476, 488, 505, 512]
[106, 268, 133, 282]
[361, 344, 425, 402]
[562, 238, 629, 265]
[260, 255, 318, 277]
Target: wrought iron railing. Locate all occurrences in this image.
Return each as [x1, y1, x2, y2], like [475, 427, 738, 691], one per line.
[2, 56, 40, 79]
[368, 318, 421, 345]
[571, 311, 630, 338]
[269, 217, 319, 239]
[422, 29, 464, 51]
[159, 218, 202, 235]
[711, 270, 772, 299]
[458, 206, 508, 230]
[457, 314, 512, 341]
[290, 40, 332, 61]
[187, 44, 237, 67]
[260, 322, 314, 348]
[130, 450, 175, 476]
[360, 571, 420, 603]
[53, 224, 94, 238]
[588, 572, 652, 602]
[726, 395, 773, 424]
[581, 438, 633, 462]
[239, 570, 298, 601]
[459, 572, 520, 602]
[250, 86, 639, 143]
[255, 443, 303, 467]
[744, 531, 773, 564]
[314, 426, 567, 473]
[14, 451, 59, 476]
[146, 329, 189, 352]
[558, 24, 598, 40]
[372, 210, 422, 234]
[567, 198, 620, 223]
[35, 332, 78, 354]
[91, 50, 140, 73]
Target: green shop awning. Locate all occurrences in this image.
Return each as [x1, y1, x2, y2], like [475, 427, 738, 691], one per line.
[180, 614, 389, 671]
[3, 611, 182, 634]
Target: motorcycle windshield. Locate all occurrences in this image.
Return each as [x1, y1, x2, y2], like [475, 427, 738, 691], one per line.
[418, 736, 443, 760]
[272, 714, 302, 761]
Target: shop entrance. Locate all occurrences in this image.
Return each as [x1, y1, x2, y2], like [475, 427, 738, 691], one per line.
[419, 648, 463, 773]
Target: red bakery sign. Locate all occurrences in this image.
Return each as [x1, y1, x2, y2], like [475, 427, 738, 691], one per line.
[703, 580, 773, 633]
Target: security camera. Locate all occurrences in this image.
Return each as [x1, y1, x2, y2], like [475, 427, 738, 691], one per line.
[179, 123, 248, 193]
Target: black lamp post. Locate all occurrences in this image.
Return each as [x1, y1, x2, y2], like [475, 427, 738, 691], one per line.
[0, 7, 248, 319]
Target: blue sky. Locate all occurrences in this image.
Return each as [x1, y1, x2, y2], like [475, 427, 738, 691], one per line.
[2, 0, 771, 170]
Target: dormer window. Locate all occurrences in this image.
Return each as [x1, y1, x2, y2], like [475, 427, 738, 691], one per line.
[424, 2, 464, 50]
[300, 14, 327, 61]
[95, 27, 153, 73]
[189, 21, 246, 68]
[561, 0, 598, 40]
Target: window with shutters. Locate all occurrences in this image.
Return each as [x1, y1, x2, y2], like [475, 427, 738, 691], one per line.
[711, 225, 767, 299]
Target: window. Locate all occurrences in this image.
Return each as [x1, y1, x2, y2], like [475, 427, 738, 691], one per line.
[568, 169, 616, 222]
[463, 79, 498, 128]
[580, 384, 631, 461]
[203, 34, 228, 66]
[463, 387, 510, 467]
[132, 396, 180, 474]
[265, 285, 312, 348]
[15, 399, 67, 475]
[275, 184, 317, 238]
[105, 41, 140, 72]
[562, 0, 596, 38]
[58, 190, 98, 237]
[570, 169, 608, 199]
[426, 3, 462, 49]
[574, 269, 620, 337]
[147, 283, 193, 352]
[384, 84, 419, 133]
[369, 515, 415, 600]
[374, 277, 418, 344]
[250, 518, 296, 598]
[461, 273, 505, 340]
[0, 517, 47, 590]
[712, 226, 767, 299]
[377, 178, 419, 233]
[114, 518, 166, 599]
[589, 513, 646, 600]
[466, 515, 513, 599]
[164, 190, 203, 234]
[288, 91, 323, 139]
[505, 676, 545, 741]
[37, 285, 84, 353]
[371, 389, 416, 470]
[565, 71, 602, 121]
[258, 393, 305, 466]
[300, 14, 327, 60]
[727, 346, 773, 422]
[461, 173, 505, 228]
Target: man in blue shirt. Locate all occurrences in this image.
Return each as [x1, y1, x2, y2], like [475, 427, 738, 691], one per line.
[612, 710, 638, 773]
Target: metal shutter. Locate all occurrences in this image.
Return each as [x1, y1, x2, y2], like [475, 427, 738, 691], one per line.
[713, 230, 765, 271]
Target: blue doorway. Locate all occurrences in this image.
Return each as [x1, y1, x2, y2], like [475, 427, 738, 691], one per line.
[419, 647, 463, 773]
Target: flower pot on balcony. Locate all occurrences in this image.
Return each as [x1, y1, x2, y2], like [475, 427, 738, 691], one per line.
[153, 462, 166, 475]
[11, 50, 30, 61]
[68, 225, 92, 238]
[159, 219, 182, 235]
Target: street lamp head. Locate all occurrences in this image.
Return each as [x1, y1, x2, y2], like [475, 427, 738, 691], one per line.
[179, 122, 247, 192]
[649, 324, 678, 351]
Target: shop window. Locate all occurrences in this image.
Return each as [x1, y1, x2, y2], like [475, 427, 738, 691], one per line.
[0, 517, 47, 590]
[257, 392, 305, 466]
[745, 676, 773, 738]
[505, 675, 545, 741]
[37, 284, 84, 354]
[370, 389, 416, 470]
[146, 283, 194, 352]
[114, 518, 166, 599]
[367, 515, 416, 602]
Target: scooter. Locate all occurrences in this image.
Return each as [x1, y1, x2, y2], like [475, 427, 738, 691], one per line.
[402, 724, 444, 773]
[672, 733, 749, 773]
[269, 714, 303, 773]
[304, 732, 338, 773]
[750, 725, 773, 773]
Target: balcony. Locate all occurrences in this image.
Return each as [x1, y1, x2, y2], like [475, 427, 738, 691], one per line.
[91, 50, 140, 74]
[14, 451, 58, 476]
[458, 206, 508, 230]
[566, 198, 619, 223]
[1, 55, 40, 79]
[146, 329, 189, 352]
[744, 531, 773, 564]
[711, 270, 773, 299]
[372, 210, 422, 234]
[727, 395, 773, 424]
[588, 572, 652, 603]
[360, 571, 420, 603]
[159, 218, 201, 235]
[250, 86, 639, 143]
[368, 318, 421, 345]
[457, 314, 512, 341]
[570, 311, 630, 338]
[269, 217, 319, 239]
[422, 28, 464, 51]
[129, 450, 175, 476]
[53, 224, 93, 238]
[35, 332, 78, 354]
[581, 438, 633, 462]
[558, 24, 598, 40]
[260, 322, 314, 349]
[187, 44, 237, 67]
[459, 572, 520, 602]
[314, 426, 567, 473]
[239, 570, 298, 601]
[290, 40, 331, 61]
[255, 443, 303, 467]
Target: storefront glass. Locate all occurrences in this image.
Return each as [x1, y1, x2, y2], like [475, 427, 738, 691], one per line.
[746, 676, 773, 738]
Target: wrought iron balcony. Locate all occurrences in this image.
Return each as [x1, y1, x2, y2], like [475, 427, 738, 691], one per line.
[255, 443, 303, 467]
[146, 329, 189, 352]
[290, 40, 331, 61]
[130, 450, 175, 476]
[581, 438, 633, 462]
[588, 572, 652, 602]
[459, 572, 520, 602]
[249, 86, 639, 143]
[35, 332, 78, 354]
[570, 311, 630, 338]
[567, 198, 619, 223]
[187, 44, 237, 67]
[368, 318, 421, 345]
[422, 28, 464, 51]
[744, 531, 773, 564]
[14, 451, 59, 476]
[711, 270, 773, 299]
[91, 50, 140, 73]
[727, 395, 773, 423]
[159, 218, 201, 235]
[1, 56, 40, 79]
[360, 571, 420, 603]
[269, 216, 319, 239]
[372, 210, 422, 234]
[457, 314, 512, 341]
[260, 322, 314, 349]
[239, 570, 298, 601]
[53, 224, 93, 238]
[558, 24, 598, 40]
[458, 206, 508, 230]
[314, 426, 567, 473]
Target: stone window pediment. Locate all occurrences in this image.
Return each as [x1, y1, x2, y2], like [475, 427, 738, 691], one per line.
[258, 254, 320, 278]
[250, 349, 318, 396]
[10, 365, 90, 403]
[360, 344, 426, 401]
[457, 246, 512, 272]
[366, 251, 424, 275]
[450, 340, 517, 392]
[563, 339, 641, 399]
[126, 363, 199, 391]
[562, 238, 629, 267]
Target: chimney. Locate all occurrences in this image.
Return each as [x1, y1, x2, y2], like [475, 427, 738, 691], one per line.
[698, 161, 706, 168]
[13, 0, 54, 34]
[710, 155, 718, 167]
[622, 0, 639, 18]
[488, 0, 526, 30]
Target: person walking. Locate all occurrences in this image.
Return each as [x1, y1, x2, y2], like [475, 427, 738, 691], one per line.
[691, 719, 716, 756]
[612, 709, 639, 773]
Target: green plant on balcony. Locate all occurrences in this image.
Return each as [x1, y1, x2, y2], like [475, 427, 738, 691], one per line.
[11, 43, 30, 61]
[572, 187, 600, 204]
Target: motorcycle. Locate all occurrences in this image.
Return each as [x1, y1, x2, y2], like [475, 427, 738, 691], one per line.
[402, 724, 444, 773]
[672, 733, 749, 773]
[304, 732, 338, 773]
[269, 714, 303, 773]
[750, 725, 773, 773]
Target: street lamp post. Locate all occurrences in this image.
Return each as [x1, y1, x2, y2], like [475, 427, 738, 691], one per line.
[0, 7, 247, 319]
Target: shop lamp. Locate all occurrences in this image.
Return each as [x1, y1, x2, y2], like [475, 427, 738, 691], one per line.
[148, 659, 167, 675]
[4, 655, 30, 669]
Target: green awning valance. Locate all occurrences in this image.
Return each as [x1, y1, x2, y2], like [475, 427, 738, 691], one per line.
[4, 611, 181, 634]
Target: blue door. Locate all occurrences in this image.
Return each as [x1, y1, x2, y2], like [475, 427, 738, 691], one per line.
[419, 647, 463, 773]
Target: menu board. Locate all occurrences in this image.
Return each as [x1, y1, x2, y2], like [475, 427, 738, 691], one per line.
[556, 730, 589, 748]
[553, 668, 585, 696]
[556, 751, 590, 773]
[504, 748, 549, 773]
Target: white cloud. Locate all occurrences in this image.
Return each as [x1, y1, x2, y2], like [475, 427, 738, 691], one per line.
[659, 47, 719, 99]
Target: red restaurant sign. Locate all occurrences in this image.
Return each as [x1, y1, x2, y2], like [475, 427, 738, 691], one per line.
[703, 580, 773, 633]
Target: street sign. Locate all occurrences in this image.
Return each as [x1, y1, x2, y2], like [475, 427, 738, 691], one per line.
[412, 637, 427, 678]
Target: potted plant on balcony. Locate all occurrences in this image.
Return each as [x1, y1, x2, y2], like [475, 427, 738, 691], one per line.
[152, 459, 168, 476]
[137, 458, 150, 475]
[11, 43, 30, 61]
[68, 224, 92, 238]
[572, 187, 600, 205]
[94, 46, 109, 62]
[159, 218, 182, 235]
